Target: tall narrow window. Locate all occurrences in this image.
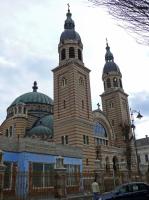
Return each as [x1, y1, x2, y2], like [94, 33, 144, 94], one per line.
[69, 47, 75, 58]
[113, 77, 118, 87]
[83, 135, 86, 144]
[145, 154, 148, 162]
[5, 129, 9, 137]
[104, 81, 106, 90]
[82, 100, 84, 109]
[83, 135, 89, 145]
[9, 126, 13, 137]
[18, 106, 22, 113]
[65, 135, 68, 144]
[62, 135, 68, 145]
[24, 107, 26, 114]
[119, 79, 123, 88]
[62, 77, 67, 87]
[62, 136, 64, 144]
[63, 100, 66, 109]
[15, 107, 17, 114]
[61, 48, 66, 60]
[78, 49, 82, 61]
[107, 78, 111, 88]
[79, 77, 84, 85]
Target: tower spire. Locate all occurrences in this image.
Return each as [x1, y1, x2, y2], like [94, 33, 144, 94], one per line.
[67, 3, 70, 12]
[64, 3, 75, 30]
[105, 39, 114, 61]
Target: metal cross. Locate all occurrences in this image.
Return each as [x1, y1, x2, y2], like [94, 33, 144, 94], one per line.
[67, 3, 70, 12]
[97, 103, 100, 110]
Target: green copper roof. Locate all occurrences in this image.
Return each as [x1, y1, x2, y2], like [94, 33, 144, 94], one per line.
[28, 125, 53, 138]
[36, 115, 53, 130]
[10, 81, 53, 107]
[10, 92, 53, 106]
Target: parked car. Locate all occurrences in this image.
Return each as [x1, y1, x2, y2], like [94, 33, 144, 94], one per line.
[99, 182, 149, 200]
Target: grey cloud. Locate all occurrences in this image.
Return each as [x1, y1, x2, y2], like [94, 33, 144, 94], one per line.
[129, 92, 149, 117]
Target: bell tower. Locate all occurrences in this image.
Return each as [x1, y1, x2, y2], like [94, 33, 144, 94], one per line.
[101, 41, 131, 147]
[52, 7, 95, 171]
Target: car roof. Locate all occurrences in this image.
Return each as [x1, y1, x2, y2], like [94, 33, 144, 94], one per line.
[118, 182, 149, 187]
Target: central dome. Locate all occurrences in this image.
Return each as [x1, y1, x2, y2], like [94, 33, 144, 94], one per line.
[10, 81, 53, 107]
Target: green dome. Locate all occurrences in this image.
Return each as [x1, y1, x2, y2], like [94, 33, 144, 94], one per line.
[10, 82, 53, 107]
[28, 125, 53, 138]
[36, 115, 53, 130]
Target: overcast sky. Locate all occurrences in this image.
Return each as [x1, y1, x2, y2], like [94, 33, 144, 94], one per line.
[0, 0, 149, 139]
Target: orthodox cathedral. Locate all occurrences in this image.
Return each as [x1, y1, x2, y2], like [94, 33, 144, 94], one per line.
[0, 7, 137, 178]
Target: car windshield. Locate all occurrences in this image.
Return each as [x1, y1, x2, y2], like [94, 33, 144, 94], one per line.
[114, 185, 129, 194]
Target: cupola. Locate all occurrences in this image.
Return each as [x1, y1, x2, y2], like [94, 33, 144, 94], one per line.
[102, 41, 123, 92]
[58, 5, 83, 64]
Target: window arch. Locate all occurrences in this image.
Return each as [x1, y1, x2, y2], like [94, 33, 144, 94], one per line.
[113, 77, 118, 87]
[93, 122, 107, 138]
[107, 78, 111, 88]
[61, 49, 66, 60]
[69, 47, 75, 58]
[78, 49, 82, 61]
[61, 77, 67, 87]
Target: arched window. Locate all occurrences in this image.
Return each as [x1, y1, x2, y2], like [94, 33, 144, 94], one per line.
[61, 49, 66, 60]
[93, 122, 107, 138]
[62, 77, 67, 87]
[79, 77, 84, 85]
[109, 101, 114, 108]
[107, 78, 111, 88]
[119, 79, 123, 88]
[113, 77, 118, 87]
[78, 49, 82, 61]
[69, 47, 75, 58]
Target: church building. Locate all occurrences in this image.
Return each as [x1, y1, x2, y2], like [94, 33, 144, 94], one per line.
[0, 7, 138, 196]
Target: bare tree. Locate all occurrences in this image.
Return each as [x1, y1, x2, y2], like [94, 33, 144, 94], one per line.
[89, 0, 149, 45]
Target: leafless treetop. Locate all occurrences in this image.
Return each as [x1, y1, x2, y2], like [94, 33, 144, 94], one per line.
[89, 0, 149, 45]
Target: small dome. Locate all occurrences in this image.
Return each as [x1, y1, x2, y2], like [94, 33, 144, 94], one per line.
[60, 7, 82, 44]
[103, 61, 121, 74]
[60, 29, 81, 43]
[36, 115, 53, 130]
[28, 125, 53, 138]
[103, 42, 121, 75]
[10, 82, 53, 107]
